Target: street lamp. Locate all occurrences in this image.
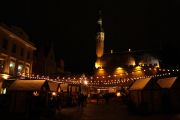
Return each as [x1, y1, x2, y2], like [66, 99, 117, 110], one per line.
[84, 80, 88, 85]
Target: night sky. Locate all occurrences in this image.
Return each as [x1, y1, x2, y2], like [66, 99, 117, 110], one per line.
[0, 0, 180, 74]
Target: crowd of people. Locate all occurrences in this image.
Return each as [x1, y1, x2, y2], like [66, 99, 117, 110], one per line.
[48, 91, 88, 111]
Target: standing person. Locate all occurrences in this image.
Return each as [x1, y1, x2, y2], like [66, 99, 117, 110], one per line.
[67, 93, 72, 107]
[79, 93, 85, 107]
[81, 94, 85, 107]
[57, 95, 61, 110]
[83, 94, 88, 106]
[96, 94, 99, 104]
[78, 93, 82, 107]
[59, 90, 64, 108]
[104, 93, 109, 104]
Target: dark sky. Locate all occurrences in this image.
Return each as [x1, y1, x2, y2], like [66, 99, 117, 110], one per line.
[0, 0, 180, 74]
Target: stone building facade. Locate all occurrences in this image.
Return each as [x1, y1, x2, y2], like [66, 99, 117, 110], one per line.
[0, 24, 36, 80]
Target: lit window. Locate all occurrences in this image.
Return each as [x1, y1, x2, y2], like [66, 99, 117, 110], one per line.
[9, 61, 15, 75]
[25, 66, 30, 76]
[17, 64, 23, 76]
[0, 88, 6, 94]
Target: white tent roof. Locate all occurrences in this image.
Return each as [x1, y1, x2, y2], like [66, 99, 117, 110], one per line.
[129, 77, 152, 90]
[8, 80, 46, 91]
[48, 81, 59, 92]
[157, 77, 177, 88]
[60, 83, 68, 92]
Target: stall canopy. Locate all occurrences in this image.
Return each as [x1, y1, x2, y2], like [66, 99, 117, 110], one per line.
[60, 83, 68, 92]
[157, 77, 177, 88]
[8, 80, 47, 91]
[48, 81, 59, 92]
[72, 86, 76, 92]
[129, 77, 152, 90]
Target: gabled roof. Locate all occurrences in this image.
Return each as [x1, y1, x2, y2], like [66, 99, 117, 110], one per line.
[157, 77, 177, 88]
[8, 80, 47, 91]
[129, 77, 152, 90]
[48, 81, 59, 92]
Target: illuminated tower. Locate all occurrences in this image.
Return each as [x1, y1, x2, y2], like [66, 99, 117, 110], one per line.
[95, 11, 104, 69]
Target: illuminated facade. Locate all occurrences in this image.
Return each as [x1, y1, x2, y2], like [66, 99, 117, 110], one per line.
[0, 24, 36, 92]
[94, 12, 160, 79]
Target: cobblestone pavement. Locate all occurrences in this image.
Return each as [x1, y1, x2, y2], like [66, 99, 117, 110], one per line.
[56, 102, 180, 120]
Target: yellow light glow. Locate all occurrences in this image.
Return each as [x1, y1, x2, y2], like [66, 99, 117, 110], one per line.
[114, 67, 125, 76]
[9, 63, 13, 67]
[132, 66, 144, 77]
[99, 68, 104, 70]
[117, 67, 123, 70]
[0, 88, 7, 94]
[1, 74, 10, 79]
[135, 66, 141, 71]
[18, 65, 22, 70]
[97, 68, 106, 76]
[116, 92, 121, 97]
[95, 59, 102, 69]
[95, 62, 101, 69]
[155, 64, 160, 68]
[84, 80, 88, 85]
[33, 91, 39, 96]
[52, 92, 57, 96]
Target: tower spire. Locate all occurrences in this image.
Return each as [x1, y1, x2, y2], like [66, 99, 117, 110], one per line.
[97, 10, 103, 32]
[95, 10, 105, 69]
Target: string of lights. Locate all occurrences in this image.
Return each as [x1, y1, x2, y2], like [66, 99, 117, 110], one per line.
[29, 68, 180, 87]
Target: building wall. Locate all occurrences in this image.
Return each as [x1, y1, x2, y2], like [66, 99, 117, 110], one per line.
[32, 42, 57, 76]
[0, 25, 36, 79]
[45, 44, 56, 75]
